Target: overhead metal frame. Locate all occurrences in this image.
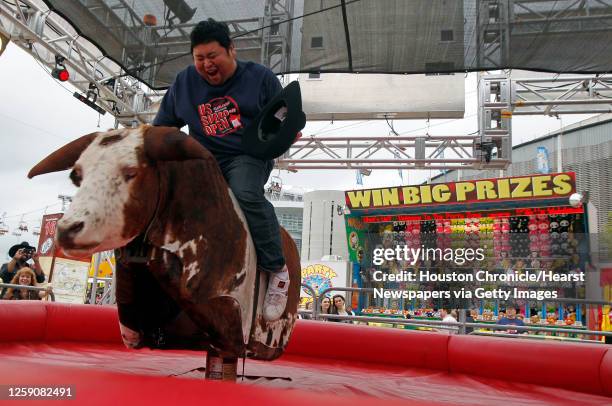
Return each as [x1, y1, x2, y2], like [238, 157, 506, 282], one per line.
[259, 0, 294, 73]
[278, 70, 612, 171]
[278, 135, 506, 171]
[279, 73, 514, 172]
[509, 0, 612, 36]
[512, 75, 612, 115]
[0, 0, 160, 127]
[476, 73, 513, 169]
[1, 0, 611, 171]
[134, 0, 295, 85]
[63, 0, 165, 89]
[476, 0, 612, 70]
[0, 0, 294, 127]
[477, 0, 512, 69]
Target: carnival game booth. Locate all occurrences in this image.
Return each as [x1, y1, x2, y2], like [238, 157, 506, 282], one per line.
[1, 301, 611, 405]
[343, 172, 598, 334]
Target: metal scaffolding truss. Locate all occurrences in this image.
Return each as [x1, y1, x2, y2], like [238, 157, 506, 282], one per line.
[279, 73, 512, 172]
[510, 0, 612, 35]
[0, 0, 293, 127]
[278, 71, 612, 171]
[512, 75, 612, 116]
[112, 0, 294, 86]
[0, 0, 161, 127]
[277, 135, 507, 171]
[476, 0, 612, 69]
[1, 0, 612, 170]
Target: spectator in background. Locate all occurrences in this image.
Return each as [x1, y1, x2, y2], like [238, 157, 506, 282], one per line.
[498, 306, 526, 334]
[298, 300, 313, 320]
[320, 296, 331, 317]
[330, 294, 355, 323]
[1, 242, 45, 298]
[437, 308, 458, 334]
[465, 309, 478, 334]
[2, 267, 51, 300]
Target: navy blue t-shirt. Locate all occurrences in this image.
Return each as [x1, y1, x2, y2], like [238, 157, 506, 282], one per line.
[153, 61, 282, 158]
[498, 317, 525, 334]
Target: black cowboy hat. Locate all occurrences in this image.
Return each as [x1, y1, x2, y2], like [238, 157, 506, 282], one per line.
[242, 80, 306, 160]
[8, 241, 35, 258]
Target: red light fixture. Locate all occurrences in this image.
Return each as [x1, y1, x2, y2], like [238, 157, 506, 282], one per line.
[51, 54, 69, 82]
[52, 67, 69, 81]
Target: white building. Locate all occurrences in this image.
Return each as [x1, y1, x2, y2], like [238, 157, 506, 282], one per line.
[265, 184, 306, 253]
[300, 190, 349, 262]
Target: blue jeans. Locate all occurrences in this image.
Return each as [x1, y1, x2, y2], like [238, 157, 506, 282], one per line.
[217, 154, 285, 272]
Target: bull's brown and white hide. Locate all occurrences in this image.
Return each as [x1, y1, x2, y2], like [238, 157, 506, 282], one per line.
[28, 125, 300, 360]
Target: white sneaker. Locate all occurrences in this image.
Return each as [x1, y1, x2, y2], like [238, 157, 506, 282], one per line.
[263, 266, 289, 322]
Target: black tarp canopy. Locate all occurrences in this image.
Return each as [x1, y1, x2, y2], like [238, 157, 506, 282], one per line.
[43, 0, 612, 89]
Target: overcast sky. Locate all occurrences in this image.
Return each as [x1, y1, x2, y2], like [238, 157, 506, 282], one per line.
[0, 42, 596, 261]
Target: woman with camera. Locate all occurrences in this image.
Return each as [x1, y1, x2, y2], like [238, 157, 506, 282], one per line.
[0, 242, 45, 298]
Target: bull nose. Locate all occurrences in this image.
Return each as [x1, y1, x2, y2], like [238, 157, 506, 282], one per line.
[64, 221, 85, 236]
[57, 221, 85, 246]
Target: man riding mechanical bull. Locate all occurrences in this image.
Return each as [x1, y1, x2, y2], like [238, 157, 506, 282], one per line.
[28, 18, 306, 379]
[154, 18, 302, 323]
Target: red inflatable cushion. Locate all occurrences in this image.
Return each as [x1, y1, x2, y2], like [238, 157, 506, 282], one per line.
[601, 348, 612, 397]
[0, 300, 47, 342]
[286, 320, 450, 371]
[44, 302, 121, 343]
[447, 334, 608, 395]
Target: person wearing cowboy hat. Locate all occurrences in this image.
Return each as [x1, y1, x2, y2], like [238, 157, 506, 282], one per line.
[1, 241, 45, 297]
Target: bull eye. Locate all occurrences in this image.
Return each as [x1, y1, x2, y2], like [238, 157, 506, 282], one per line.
[69, 168, 82, 187]
[122, 167, 139, 182]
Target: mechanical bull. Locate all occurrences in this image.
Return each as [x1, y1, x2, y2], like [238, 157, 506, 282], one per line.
[28, 125, 301, 369]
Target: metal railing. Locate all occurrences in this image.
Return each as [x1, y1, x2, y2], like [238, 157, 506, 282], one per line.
[299, 284, 612, 342]
[0, 283, 55, 301]
[86, 277, 114, 305]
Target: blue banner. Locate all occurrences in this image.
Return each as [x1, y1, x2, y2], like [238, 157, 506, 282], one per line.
[536, 146, 550, 174]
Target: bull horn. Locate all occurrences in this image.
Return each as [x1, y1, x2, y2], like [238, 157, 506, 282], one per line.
[28, 133, 98, 178]
[144, 125, 210, 161]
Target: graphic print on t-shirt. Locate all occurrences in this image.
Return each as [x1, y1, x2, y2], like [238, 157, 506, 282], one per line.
[198, 96, 242, 137]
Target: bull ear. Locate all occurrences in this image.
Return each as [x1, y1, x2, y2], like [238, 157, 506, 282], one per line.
[144, 125, 210, 161]
[28, 133, 98, 178]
